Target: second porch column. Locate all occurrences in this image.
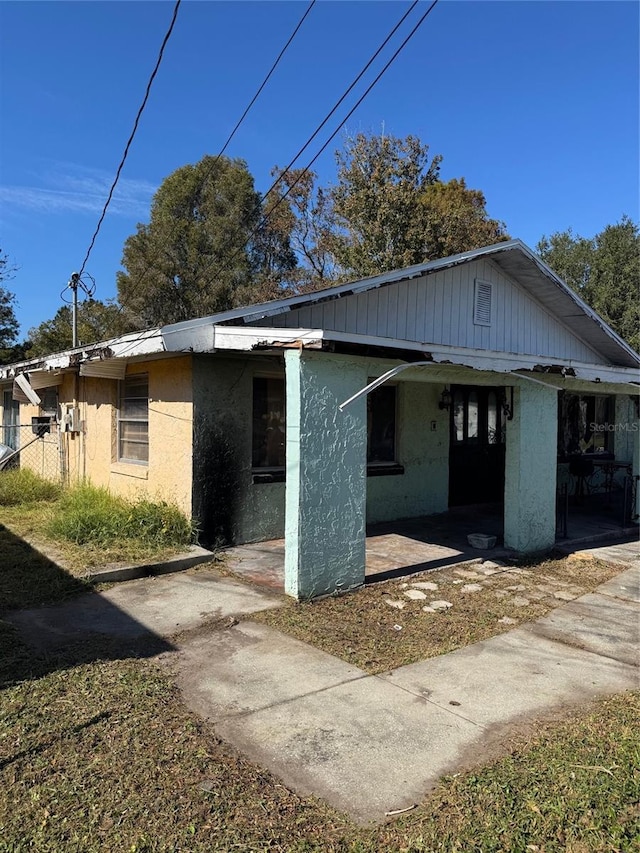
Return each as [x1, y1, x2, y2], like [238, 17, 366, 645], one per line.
[504, 382, 557, 553]
[284, 349, 367, 599]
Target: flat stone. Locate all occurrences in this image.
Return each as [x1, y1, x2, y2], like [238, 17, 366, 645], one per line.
[383, 628, 638, 729]
[403, 589, 427, 601]
[481, 560, 505, 570]
[477, 567, 501, 576]
[506, 584, 527, 591]
[494, 590, 509, 598]
[596, 567, 640, 603]
[411, 581, 439, 591]
[177, 622, 364, 722]
[582, 543, 640, 566]
[453, 569, 481, 579]
[384, 599, 406, 610]
[460, 584, 483, 593]
[509, 596, 531, 607]
[498, 616, 518, 625]
[421, 606, 435, 613]
[452, 579, 464, 585]
[429, 600, 453, 610]
[214, 674, 478, 824]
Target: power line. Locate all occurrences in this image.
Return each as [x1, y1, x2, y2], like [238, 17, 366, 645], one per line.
[261, 0, 420, 209]
[119, 0, 433, 328]
[104, 0, 316, 336]
[213, 0, 316, 164]
[77, 0, 182, 279]
[73, 0, 436, 360]
[196, 0, 440, 299]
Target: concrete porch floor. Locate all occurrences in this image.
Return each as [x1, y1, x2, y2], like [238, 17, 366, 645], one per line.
[224, 502, 638, 594]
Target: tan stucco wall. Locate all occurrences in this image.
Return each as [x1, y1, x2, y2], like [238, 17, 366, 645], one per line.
[79, 357, 194, 516]
[0, 357, 193, 517]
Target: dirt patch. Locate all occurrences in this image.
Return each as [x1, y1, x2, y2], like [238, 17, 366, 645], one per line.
[253, 557, 624, 673]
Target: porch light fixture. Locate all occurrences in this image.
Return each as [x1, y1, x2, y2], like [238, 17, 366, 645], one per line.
[439, 387, 452, 411]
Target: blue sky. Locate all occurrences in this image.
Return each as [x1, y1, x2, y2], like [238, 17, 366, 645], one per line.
[1, 0, 638, 338]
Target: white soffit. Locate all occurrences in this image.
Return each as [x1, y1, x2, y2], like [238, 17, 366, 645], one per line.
[80, 359, 127, 380]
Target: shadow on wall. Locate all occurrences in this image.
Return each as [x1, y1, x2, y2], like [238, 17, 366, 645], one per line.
[192, 414, 242, 549]
[0, 524, 173, 689]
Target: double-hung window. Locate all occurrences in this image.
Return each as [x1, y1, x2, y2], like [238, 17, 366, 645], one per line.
[118, 374, 149, 463]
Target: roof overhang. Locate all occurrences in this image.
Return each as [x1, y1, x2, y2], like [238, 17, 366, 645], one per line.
[163, 323, 639, 389]
[158, 239, 640, 369]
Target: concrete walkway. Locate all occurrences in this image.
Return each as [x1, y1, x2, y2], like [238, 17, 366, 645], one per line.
[7, 543, 639, 824]
[176, 548, 639, 823]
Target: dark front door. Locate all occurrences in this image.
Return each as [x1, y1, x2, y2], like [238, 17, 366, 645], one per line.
[449, 385, 506, 506]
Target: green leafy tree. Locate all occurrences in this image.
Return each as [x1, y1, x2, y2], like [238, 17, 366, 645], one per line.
[26, 299, 133, 357]
[419, 178, 509, 258]
[537, 216, 640, 351]
[269, 167, 341, 292]
[0, 248, 26, 364]
[323, 132, 508, 280]
[330, 132, 443, 277]
[117, 155, 296, 326]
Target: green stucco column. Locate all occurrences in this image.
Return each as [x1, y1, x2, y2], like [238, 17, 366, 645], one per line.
[504, 382, 558, 553]
[284, 350, 367, 599]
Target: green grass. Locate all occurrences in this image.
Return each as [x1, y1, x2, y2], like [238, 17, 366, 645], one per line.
[46, 483, 193, 549]
[0, 468, 61, 506]
[0, 625, 637, 852]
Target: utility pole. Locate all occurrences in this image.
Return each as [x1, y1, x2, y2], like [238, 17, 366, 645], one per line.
[68, 272, 80, 348]
[63, 271, 95, 348]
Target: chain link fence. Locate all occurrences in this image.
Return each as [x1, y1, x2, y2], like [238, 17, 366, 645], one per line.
[1, 422, 64, 483]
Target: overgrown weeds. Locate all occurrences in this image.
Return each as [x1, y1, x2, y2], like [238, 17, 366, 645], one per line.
[0, 468, 61, 505]
[46, 484, 193, 549]
[0, 474, 196, 584]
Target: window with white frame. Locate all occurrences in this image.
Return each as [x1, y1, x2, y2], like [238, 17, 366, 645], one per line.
[118, 374, 149, 463]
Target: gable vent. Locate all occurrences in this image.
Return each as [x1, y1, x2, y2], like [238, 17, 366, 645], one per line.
[474, 279, 492, 326]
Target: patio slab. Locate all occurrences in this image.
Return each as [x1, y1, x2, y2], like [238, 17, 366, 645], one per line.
[524, 591, 639, 666]
[222, 504, 638, 594]
[594, 566, 640, 603]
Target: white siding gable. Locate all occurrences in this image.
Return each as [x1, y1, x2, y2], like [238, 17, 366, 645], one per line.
[253, 259, 602, 363]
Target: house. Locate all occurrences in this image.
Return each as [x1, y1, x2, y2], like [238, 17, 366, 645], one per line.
[1, 239, 638, 598]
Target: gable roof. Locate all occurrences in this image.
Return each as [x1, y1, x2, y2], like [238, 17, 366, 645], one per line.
[161, 239, 639, 369]
[2, 241, 638, 385]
